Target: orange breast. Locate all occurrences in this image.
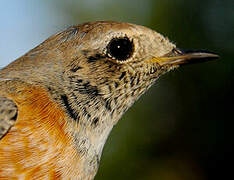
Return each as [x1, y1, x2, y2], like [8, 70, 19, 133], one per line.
[0, 86, 80, 179]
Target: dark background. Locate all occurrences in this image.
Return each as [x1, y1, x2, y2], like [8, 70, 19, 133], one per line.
[1, 0, 233, 179]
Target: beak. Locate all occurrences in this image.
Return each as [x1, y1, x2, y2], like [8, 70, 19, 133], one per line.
[146, 48, 219, 66]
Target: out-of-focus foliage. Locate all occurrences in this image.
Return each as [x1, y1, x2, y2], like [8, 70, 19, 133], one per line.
[1, 0, 233, 179]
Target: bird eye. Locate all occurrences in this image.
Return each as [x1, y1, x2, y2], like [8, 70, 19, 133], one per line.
[107, 37, 134, 61]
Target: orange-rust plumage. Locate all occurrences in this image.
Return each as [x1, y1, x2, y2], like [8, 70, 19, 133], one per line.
[0, 85, 83, 179]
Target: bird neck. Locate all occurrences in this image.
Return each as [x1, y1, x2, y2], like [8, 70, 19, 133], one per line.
[58, 69, 156, 170]
[57, 83, 128, 176]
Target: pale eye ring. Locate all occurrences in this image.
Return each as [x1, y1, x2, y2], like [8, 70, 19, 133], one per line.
[107, 37, 134, 61]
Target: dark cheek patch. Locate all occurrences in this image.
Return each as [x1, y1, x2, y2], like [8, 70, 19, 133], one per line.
[87, 54, 106, 63]
[88, 56, 99, 63]
[75, 80, 100, 97]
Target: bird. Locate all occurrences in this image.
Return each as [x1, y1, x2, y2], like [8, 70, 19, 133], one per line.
[0, 21, 218, 179]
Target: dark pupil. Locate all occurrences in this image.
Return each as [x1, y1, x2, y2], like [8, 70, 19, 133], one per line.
[108, 37, 133, 61]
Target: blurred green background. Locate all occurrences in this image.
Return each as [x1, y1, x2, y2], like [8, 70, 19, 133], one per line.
[0, 0, 233, 179]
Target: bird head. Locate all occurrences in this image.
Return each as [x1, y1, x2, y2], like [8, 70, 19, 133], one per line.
[48, 21, 218, 122]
